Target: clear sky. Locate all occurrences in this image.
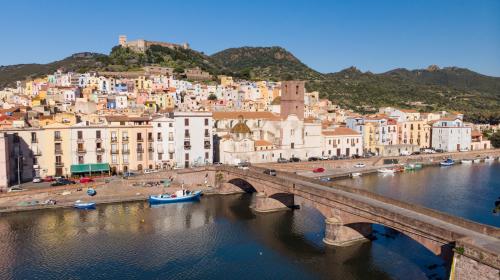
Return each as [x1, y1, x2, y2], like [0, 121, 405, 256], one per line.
[1, 0, 499, 76]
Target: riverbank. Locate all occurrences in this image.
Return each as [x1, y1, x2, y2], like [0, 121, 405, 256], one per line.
[0, 177, 215, 214]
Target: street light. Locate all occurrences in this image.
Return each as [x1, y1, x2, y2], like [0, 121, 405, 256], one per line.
[16, 156, 23, 186]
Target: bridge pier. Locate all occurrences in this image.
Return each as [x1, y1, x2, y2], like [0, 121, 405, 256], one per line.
[253, 192, 290, 213]
[323, 217, 372, 246]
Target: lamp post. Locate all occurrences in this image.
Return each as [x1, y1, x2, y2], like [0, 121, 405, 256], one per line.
[16, 156, 22, 186]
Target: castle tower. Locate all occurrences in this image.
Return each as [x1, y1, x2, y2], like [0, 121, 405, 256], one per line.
[119, 35, 127, 46]
[280, 80, 305, 120]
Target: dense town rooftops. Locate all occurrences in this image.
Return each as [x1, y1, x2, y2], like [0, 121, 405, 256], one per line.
[322, 127, 360, 136]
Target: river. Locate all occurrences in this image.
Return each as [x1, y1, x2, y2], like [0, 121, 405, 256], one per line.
[1, 162, 498, 279]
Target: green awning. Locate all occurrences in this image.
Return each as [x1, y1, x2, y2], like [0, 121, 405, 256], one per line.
[70, 163, 110, 173]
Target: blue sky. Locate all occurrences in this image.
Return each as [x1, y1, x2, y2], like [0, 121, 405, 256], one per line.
[1, 0, 499, 76]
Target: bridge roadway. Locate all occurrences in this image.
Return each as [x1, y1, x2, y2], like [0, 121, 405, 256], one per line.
[210, 165, 500, 279]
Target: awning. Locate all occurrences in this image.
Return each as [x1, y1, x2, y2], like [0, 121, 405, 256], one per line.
[70, 163, 110, 173]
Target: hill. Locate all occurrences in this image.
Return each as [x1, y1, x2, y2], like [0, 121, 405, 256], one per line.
[210, 46, 323, 81]
[0, 45, 499, 122]
[0, 52, 106, 89]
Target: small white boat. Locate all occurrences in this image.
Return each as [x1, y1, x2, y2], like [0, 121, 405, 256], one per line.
[351, 172, 362, 177]
[461, 159, 472, 164]
[149, 190, 202, 204]
[378, 168, 395, 174]
[484, 156, 495, 162]
[473, 158, 481, 163]
[74, 200, 96, 209]
[440, 158, 455, 166]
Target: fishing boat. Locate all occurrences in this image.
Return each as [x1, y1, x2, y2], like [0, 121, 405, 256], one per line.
[414, 163, 423, 169]
[473, 158, 481, 163]
[350, 172, 362, 177]
[461, 159, 473, 164]
[404, 164, 415, 171]
[440, 158, 455, 166]
[484, 156, 495, 162]
[149, 190, 202, 204]
[74, 200, 96, 209]
[87, 188, 96, 196]
[377, 168, 395, 174]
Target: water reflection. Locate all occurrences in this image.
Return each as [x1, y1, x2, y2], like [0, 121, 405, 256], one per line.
[0, 194, 445, 280]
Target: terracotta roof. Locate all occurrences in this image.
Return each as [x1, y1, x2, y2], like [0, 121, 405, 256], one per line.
[213, 111, 280, 120]
[322, 127, 360, 136]
[254, 140, 273, 146]
[471, 130, 482, 137]
[230, 122, 251, 134]
[400, 109, 418, 113]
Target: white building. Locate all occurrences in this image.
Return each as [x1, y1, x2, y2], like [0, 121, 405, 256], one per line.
[431, 118, 471, 152]
[322, 127, 363, 157]
[173, 112, 213, 168]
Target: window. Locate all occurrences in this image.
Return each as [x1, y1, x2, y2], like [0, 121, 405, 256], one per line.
[78, 156, 84, 164]
[158, 153, 162, 160]
[56, 156, 62, 164]
[185, 129, 190, 138]
[112, 154, 117, 164]
[291, 143, 295, 149]
[169, 152, 173, 160]
[97, 155, 102, 163]
[31, 132, 37, 143]
[77, 131, 83, 139]
[205, 118, 209, 126]
[123, 154, 129, 164]
[169, 123, 173, 127]
[185, 153, 189, 160]
[54, 131, 61, 140]
[204, 129, 209, 137]
[137, 133, 142, 141]
[205, 152, 209, 160]
[157, 132, 162, 141]
[96, 130, 101, 139]
[185, 118, 189, 126]
[157, 123, 161, 127]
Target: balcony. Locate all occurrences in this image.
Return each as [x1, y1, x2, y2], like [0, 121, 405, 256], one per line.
[111, 149, 119, 154]
[55, 149, 63, 155]
[111, 137, 118, 143]
[157, 138, 163, 142]
[122, 137, 129, 142]
[137, 138, 144, 143]
[54, 136, 62, 142]
[55, 162, 64, 167]
[148, 138, 154, 142]
[148, 146, 154, 152]
[204, 141, 211, 149]
[184, 141, 191, 150]
[33, 150, 42, 156]
[95, 138, 103, 143]
[122, 149, 130, 154]
[77, 148, 86, 154]
[168, 137, 174, 141]
[77, 138, 85, 143]
[137, 148, 144, 153]
[31, 139, 38, 144]
[96, 148, 105, 153]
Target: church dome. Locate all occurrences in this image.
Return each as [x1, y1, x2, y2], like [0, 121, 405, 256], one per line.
[231, 120, 251, 134]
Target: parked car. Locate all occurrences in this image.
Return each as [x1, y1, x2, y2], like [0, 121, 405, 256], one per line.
[319, 177, 331, 182]
[213, 162, 223, 165]
[123, 172, 137, 177]
[411, 151, 421, 155]
[320, 155, 330, 160]
[79, 177, 94, 184]
[143, 169, 158, 174]
[351, 155, 362, 159]
[400, 150, 411, 156]
[313, 167, 325, 173]
[7, 185, 24, 192]
[43, 176, 55, 182]
[289, 157, 301, 162]
[238, 161, 251, 168]
[422, 149, 436, 154]
[308, 157, 320, 161]
[459, 148, 469, 152]
[277, 157, 288, 163]
[263, 169, 277, 176]
[434, 149, 444, 153]
[353, 163, 366, 168]
[51, 179, 76, 186]
[330, 155, 339, 160]
[32, 177, 42, 183]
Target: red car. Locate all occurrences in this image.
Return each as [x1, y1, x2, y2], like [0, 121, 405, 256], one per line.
[313, 167, 325, 173]
[79, 177, 94, 183]
[43, 176, 55, 182]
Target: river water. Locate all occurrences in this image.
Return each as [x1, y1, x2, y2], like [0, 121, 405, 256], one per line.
[1, 162, 498, 280]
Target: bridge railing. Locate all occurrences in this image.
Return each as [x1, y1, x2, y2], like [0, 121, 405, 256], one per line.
[216, 165, 500, 238]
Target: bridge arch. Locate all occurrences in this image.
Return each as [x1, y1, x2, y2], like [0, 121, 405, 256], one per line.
[226, 178, 257, 193]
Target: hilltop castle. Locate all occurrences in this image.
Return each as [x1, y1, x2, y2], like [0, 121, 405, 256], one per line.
[118, 35, 190, 52]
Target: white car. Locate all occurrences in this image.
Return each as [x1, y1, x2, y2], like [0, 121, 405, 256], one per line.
[353, 163, 366, 168]
[32, 177, 42, 183]
[320, 155, 330, 160]
[143, 169, 158, 174]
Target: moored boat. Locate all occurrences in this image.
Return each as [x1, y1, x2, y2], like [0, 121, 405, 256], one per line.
[378, 168, 395, 174]
[414, 163, 423, 169]
[473, 158, 481, 163]
[87, 188, 96, 196]
[461, 159, 472, 164]
[440, 158, 455, 166]
[74, 201, 96, 209]
[149, 190, 202, 204]
[350, 172, 361, 177]
[484, 156, 495, 162]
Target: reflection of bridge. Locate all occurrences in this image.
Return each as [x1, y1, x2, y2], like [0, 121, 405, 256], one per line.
[203, 166, 500, 280]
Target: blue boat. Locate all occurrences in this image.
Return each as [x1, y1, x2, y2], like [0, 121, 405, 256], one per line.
[74, 201, 96, 209]
[87, 188, 96, 196]
[440, 158, 455, 166]
[149, 190, 202, 204]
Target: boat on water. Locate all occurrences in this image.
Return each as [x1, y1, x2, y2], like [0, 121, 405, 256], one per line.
[461, 159, 473, 164]
[473, 158, 481, 163]
[74, 200, 96, 209]
[350, 172, 362, 177]
[484, 156, 495, 162]
[404, 164, 416, 171]
[414, 163, 423, 169]
[440, 158, 455, 166]
[149, 190, 202, 204]
[378, 168, 395, 174]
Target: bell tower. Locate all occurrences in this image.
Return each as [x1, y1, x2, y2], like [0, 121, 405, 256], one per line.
[280, 80, 305, 120]
[119, 35, 127, 46]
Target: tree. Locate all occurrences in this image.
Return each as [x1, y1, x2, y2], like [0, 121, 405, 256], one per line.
[489, 131, 500, 148]
[208, 94, 217, 101]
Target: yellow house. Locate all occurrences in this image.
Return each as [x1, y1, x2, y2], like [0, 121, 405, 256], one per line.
[398, 120, 431, 148]
[363, 122, 378, 153]
[38, 123, 72, 177]
[219, 75, 234, 87]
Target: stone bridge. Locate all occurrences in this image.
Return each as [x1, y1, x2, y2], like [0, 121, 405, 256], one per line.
[207, 165, 500, 280]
